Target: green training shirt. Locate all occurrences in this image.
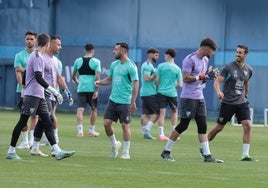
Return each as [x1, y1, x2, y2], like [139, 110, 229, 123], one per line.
[109, 60, 139, 104]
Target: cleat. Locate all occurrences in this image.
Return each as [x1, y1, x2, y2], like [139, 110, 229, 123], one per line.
[144, 131, 156, 140]
[51, 150, 55, 157]
[88, 132, 100, 137]
[159, 135, 169, 141]
[204, 155, 224, 163]
[55, 150, 75, 160]
[120, 152, 131, 160]
[17, 142, 30, 149]
[161, 150, 175, 162]
[6, 153, 22, 160]
[30, 149, 48, 157]
[241, 155, 258, 162]
[77, 133, 84, 138]
[110, 141, 121, 158]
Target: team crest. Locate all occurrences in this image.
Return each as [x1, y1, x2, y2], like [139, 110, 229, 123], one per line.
[244, 71, 248, 77]
[218, 117, 224, 123]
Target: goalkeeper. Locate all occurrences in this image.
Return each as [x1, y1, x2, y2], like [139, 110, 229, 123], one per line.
[161, 38, 222, 163]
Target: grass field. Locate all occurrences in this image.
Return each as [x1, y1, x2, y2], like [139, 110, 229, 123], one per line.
[0, 109, 267, 188]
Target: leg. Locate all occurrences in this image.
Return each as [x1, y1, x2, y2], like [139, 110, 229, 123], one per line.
[170, 108, 178, 131]
[207, 124, 225, 141]
[76, 107, 84, 137]
[158, 108, 168, 140]
[88, 107, 99, 137]
[29, 115, 38, 146]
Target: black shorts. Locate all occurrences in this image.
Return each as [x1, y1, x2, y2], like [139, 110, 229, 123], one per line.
[21, 95, 48, 116]
[217, 102, 251, 125]
[141, 95, 159, 115]
[77, 92, 98, 109]
[180, 98, 207, 119]
[45, 98, 57, 115]
[157, 93, 178, 111]
[104, 100, 131, 123]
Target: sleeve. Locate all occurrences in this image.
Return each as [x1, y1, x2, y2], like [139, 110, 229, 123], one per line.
[220, 64, 229, 78]
[129, 63, 139, 81]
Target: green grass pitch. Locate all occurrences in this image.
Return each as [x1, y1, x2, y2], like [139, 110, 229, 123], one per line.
[0, 109, 267, 188]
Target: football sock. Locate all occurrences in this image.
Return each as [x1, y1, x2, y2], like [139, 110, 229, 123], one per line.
[242, 143, 250, 156]
[89, 125, 95, 133]
[201, 141, 211, 155]
[145, 121, 154, 131]
[8, 146, 15, 153]
[77, 124, 83, 134]
[22, 130, 28, 143]
[109, 134, 117, 146]
[158, 126, 164, 136]
[165, 139, 175, 151]
[123, 141, 130, 154]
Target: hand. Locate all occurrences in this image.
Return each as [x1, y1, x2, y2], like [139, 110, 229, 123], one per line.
[94, 80, 100, 88]
[44, 89, 51, 99]
[92, 91, 98, 99]
[47, 86, 63, 104]
[198, 67, 219, 81]
[64, 88, 73, 106]
[217, 91, 224, 99]
[129, 102, 137, 112]
[55, 92, 63, 104]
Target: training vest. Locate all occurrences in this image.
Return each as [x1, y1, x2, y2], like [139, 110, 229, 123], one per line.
[78, 57, 95, 75]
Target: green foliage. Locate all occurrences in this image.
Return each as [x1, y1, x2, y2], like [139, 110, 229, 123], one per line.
[0, 109, 267, 188]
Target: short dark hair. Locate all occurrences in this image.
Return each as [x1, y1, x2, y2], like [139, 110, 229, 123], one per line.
[200, 38, 217, 51]
[147, 48, 159, 54]
[37, 33, 50, 47]
[25, 30, 37, 38]
[85, 43, 94, 51]
[50, 35, 61, 41]
[165, 48, 176, 58]
[237, 44, 249, 54]
[116, 42, 129, 51]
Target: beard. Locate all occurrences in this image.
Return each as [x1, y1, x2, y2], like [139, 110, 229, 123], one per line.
[114, 54, 121, 60]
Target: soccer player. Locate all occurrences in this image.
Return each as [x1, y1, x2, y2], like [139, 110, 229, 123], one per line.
[6, 33, 75, 160]
[95, 42, 139, 159]
[140, 48, 160, 139]
[40, 35, 73, 146]
[155, 49, 182, 141]
[207, 44, 255, 161]
[14, 30, 39, 149]
[72, 44, 101, 138]
[161, 38, 223, 163]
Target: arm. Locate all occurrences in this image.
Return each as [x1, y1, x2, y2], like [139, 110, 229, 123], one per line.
[95, 76, 112, 86]
[176, 80, 183, 89]
[182, 72, 198, 83]
[57, 72, 73, 106]
[57, 72, 67, 90]
[244, 81, 249, 97]
[15, 66, 25, 88]
[72, 71, 79, 86]
[92, 72, 101, 99]
[214, 75, 225, 99]
[144, 74, 155, 82]
[130, 80, 139, 112]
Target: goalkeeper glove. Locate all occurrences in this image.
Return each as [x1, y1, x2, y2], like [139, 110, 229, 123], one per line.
[47, 86, 63, 104]
[63, 88, 73, 106]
